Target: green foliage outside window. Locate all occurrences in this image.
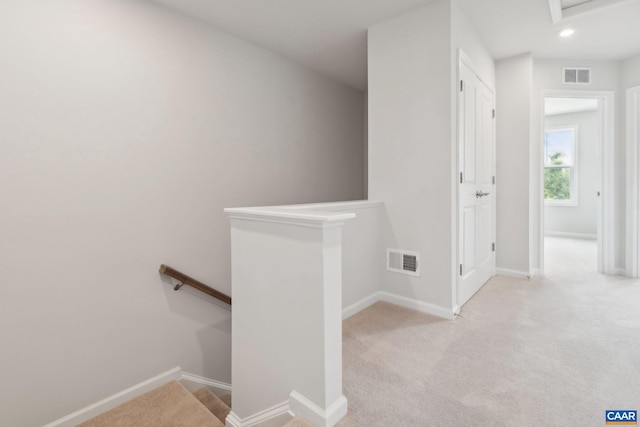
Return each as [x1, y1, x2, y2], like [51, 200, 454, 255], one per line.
[544, 152, 571, 200]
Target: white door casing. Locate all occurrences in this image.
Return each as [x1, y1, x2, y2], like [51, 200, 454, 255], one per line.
[457, 56, 496, 308]
[627, 85, 640, 277]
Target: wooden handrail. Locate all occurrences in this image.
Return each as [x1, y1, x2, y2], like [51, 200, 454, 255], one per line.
[159, 264, 231, 305]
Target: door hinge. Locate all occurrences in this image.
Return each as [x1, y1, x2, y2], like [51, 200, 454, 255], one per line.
[492, 109, 496, 119]
[460, 172, 463, 183]
[460, 80, 464, 92]
[492, 242, 495, 252]
[460, 264, 463, 275]
[492, 176, 495, 185]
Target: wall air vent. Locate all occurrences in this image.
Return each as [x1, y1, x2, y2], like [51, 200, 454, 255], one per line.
[563, 67, 591, 85]
[387, 248, 420, 277]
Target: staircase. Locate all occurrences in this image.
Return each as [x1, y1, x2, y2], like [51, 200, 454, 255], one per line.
[77, 381, 313, 427]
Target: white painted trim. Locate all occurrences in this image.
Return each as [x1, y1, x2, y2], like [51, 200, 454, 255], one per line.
[275, 200, 383, 211]
[43, 367, 182, 427]
[289, 391, 348, 427]
[547, 0, 563, 23]
[549, 0, 640, 24]
[561, 0, 640, 22]
[342, 291, 455, 320]
[225, 208, 355, 229]
[458, 50, 496, 93]
[539, 90, 615, 276]
[544, 231, 597, 240]
[378, 291, 455, 320]
[179, 372, 232, 395]
[495, 268, 531, 279]
[626, 85, 640, 278]
[226, 402, 292, 427]
[342, 292, 380, 320]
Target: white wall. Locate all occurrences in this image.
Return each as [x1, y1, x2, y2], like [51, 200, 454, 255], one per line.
[544, 110, 600, 238]
[622, 54, 640, 89]
[495, 54, 534, 276]
[533, 59, 623, 270]
[0, 1, 364, 425]
[368, 1, 454, 313]
[313, 203, 385, 311]
[497, 57, 627, 275]
[451, 1, 495, 87]
[368, 0, 494, 315]
[262, 201, 385, 314]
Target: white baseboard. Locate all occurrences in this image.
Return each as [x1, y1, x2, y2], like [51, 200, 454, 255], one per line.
[495, 268, 531, 279]
[544, 231, 597, 240]
[614, 268, 627, 276]
[44, 368, 232, 427]
[342, 291, 455, 320]
[342, 293, 380, 319]
[43, 367, 183, 427]
[378, 292, 455, 319]
[226, 401, 292, 427]
[289, 391, 348, 427]
[179, 372, 231, 396]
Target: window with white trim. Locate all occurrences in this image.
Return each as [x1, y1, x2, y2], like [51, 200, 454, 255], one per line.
[544, 126, 578, 206]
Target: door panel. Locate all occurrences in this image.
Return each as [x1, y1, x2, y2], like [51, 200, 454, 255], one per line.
[458, 60, 496, 308]
[463, 83, 477, 182]
[462, 206, 476, 276]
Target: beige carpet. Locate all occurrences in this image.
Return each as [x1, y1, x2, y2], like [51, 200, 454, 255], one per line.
[338, 270, 640, 426]
[544, 236, 598, 277]
[77, 381, 223, 427]
[192, 388, 231, 423]
[283, 416, 316, 427]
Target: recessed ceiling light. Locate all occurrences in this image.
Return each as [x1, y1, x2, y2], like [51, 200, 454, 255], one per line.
[559, 28, 577, 38]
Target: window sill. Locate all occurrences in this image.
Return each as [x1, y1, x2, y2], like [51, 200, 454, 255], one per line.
[545, 200, 578, 207]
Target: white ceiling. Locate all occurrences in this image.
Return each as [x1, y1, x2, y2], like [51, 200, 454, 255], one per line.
[148, 0, 640, 90]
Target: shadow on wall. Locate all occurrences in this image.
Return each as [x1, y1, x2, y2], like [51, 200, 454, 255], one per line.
[160, 273, 232, 382]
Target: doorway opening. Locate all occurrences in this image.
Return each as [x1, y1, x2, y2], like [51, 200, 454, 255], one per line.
[540, 91, 615, 277]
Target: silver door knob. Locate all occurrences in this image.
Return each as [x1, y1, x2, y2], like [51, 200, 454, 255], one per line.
[476, 191, 490, 198]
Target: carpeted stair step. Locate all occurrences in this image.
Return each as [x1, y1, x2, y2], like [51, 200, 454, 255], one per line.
[77, 380, 224, 427]
[192, 387, 231, 424]
[282, 416, 316, 427]
[219, 393, 232, 408]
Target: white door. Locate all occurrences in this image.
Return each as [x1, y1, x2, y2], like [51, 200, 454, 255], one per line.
[458, 59, 496, 307]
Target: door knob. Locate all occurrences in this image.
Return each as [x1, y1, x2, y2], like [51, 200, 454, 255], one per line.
[476, 191, 490, 198]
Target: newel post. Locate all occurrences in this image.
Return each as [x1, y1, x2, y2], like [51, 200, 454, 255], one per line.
[224, 207, 354, 427]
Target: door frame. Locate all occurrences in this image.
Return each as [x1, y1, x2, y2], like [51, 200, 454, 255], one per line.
[453, 50, 496, 313]
[539, 90, 615, 276]
[626, 85, 640, 277]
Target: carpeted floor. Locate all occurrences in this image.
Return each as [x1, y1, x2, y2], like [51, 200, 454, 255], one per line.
[338, 242, 640, 426]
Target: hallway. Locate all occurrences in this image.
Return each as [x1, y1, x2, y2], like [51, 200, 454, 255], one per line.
[544, 236, 598, 278]
[339, 268, 640, 426]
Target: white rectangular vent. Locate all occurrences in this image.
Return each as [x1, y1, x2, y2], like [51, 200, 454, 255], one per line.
[387, 248, 420, 277]
[563, 67, 591, 85]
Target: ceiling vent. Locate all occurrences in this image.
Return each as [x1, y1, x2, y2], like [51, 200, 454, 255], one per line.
[387, 248, 420, 277]
[563, 67, 591, 85]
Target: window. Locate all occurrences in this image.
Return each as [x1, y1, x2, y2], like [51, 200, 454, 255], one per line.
[544, 126, 578, 206]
